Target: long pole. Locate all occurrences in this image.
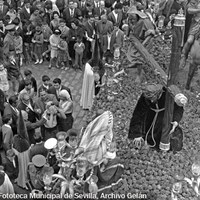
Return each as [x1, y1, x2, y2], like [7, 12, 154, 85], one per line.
[160, 22, 183, 151]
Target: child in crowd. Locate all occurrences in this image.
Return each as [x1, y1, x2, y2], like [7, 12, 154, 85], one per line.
[42, 22, 52, 61]
[32, 25, 44, 64]
[49, 29, 61, 69]
[58, 19, 70, 40]
[74, 36, 85, 71]
[14, 31, 23, 67]
[58, 34, 71, 70]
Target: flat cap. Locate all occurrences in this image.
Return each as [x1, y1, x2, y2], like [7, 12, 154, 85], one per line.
[32, 155, 46, 168]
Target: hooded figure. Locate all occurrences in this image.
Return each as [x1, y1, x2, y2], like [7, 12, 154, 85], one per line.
[80, 35, 102, 110]
[13, 110, 31, 189]
[0, 170, 14, 194]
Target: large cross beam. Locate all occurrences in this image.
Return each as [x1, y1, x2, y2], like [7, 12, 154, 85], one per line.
[127, 35, 183, 98]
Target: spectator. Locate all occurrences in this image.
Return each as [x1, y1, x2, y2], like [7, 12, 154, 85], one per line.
[18, 79, 35, 101]
[32, 25, 44, 64]
[58, 18, 69, 40]
[49, 29, 61, 69]
[17, 93, 38, 123]
[50, 11, 60, 32]
[21, 110, 46, 144]
[18, 69, 37, 94]
[3, 24, 15, 62]
[58, 90, 74, 132]
[0, 61, 9, 96]
[14, 30, 23, 67]
[41, 21, 52, 61]
[47, 78, 72, 101]
[37, 75, 52, 96]
[3, 149, 19, 181]
[57, 34, 71, 70]
[2, 115, 13, 152]
[63, 0, 80, 27]
[3, 95, 19, 135]
[35, 89, 59, 116]
[0, 0, 8, 21]
[29, 132, 48, 160]
[74, 36, 85, 70]
[107, 3, 123, 27]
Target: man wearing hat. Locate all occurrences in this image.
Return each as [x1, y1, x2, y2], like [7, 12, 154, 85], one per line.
[128, 83, 187, 152]
[3, 24, 16, 61]
[28, 154, 53, 190]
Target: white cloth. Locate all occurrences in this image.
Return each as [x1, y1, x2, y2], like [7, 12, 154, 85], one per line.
[107, 35, 111, 50]
[80, 63, 95, 110]
[0, 173, 14, 194]
[113, 10, 118, 23]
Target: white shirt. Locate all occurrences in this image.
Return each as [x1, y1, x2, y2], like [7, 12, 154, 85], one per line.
[70, 8, 74, 17]
[10, 105, 19, 115]
[25, 7, 30, 14]
[112, 10, 118, 22]
[43, 84, 49, 90]
[107, 35, 111, 50]
[4, 124, 11, 129]
[94, 1, 99, 7]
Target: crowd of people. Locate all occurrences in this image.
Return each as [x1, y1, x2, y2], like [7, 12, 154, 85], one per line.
[0, 0, 191, 195]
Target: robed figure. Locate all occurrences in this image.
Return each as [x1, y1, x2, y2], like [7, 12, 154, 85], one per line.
[128, 84, 187, 151]
[80, 35, 102, 110]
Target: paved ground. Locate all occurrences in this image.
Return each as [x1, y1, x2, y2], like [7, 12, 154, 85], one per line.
[23, 62, 88, 131]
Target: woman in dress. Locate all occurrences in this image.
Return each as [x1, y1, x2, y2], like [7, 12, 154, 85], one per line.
[58, 89, 74, 132]
[50, 11, 60, 32]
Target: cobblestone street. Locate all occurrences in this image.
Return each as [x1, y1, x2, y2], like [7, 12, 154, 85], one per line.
[23, 62, 88, 131]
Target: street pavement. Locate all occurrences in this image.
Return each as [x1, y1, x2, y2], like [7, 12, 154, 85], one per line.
[22, 62, 88, 131]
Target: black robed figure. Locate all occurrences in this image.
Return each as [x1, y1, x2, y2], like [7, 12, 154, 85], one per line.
[128, 84, 187, 151]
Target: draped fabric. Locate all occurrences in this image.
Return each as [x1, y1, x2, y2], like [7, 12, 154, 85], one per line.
[79, 111, 113, 164]
[80, 63, 95, 110]
[13, 148, 30, 189]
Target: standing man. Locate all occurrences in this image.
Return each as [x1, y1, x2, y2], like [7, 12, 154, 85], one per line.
[107, 3, 123, 27]
[179, 0, 200, 68]
[3, 24, 16, 62]
[47, 78, 72, 101]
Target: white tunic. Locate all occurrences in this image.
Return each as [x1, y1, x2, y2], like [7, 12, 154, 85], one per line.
[80, 63, 95, 110]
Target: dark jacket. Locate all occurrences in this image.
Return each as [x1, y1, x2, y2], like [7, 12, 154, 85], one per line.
[47, 85, 72, 101]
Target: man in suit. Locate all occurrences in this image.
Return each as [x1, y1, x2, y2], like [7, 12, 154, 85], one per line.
[2, 115, 13, 152]
[3, 149, 19, 182]
[112, 25, 124, 50]
[3, 95, 19, 135]
[35, 89, 59, 117]
[47, 78, 72, 101]
[29, 132, 48, 160]
[101, 29, 115, 63]
[78, 0, 87, 18]
[93, 0, 110, 16]
[97, 13, 113, 44]
[83, 14, 96, 61]
[0, 0, 8, 21]
[37, 75, 52, 97]
[107, 3, 123, 27]
[21, 110, 46, 144]
[19, 0, 32, 26]
[17, 93, 38, 123]
[63, 0, 80, 27]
